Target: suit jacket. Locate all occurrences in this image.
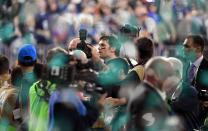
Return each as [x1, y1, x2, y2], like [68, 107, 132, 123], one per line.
[127, 82, 169, 131]
[171, 82, 200, 131]
[191, 57, 208, 126]
[192, 58, 208, 91]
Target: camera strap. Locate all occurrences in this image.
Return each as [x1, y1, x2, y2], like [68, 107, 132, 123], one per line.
[13, 90, 23, 123]
[126, 56, 134, 69]
[10, 83, 24, 124]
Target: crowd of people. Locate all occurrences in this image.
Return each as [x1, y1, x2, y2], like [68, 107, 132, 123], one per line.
[1, 0, 208, 131]
[1, 0, 208, 62]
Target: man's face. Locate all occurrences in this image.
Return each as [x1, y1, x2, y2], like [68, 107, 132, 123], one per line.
[98, 40, 112, 59]
[183, 38, 197, 62]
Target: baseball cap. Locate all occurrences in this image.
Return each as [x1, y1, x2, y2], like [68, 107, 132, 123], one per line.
[18, 44, 37, 64]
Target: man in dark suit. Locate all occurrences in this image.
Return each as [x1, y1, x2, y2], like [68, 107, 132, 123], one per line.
[183, 35, 208, 91]
[183, 35, 208, 126]
[127, 57, 182, 131]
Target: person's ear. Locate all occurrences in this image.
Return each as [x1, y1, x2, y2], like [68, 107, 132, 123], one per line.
[162, 76, 180, 92]
[196, 46, 202, 53]
[146, 68, 161, 82]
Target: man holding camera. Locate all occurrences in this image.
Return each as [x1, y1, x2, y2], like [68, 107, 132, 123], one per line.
[183, 35, 208, 127]
[68, 34, 130, 130]
[28, 47, 66, 131]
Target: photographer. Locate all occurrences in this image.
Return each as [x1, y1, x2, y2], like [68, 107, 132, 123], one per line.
[67, 30, 107, 72]
[29, 46, 105, 131]
[28, 47, 67, 131]
[46, 50, 106, 131]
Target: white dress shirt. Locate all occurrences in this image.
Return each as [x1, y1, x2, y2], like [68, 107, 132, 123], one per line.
[191, 55, 203, 78]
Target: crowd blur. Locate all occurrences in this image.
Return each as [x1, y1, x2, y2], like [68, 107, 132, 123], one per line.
[1, 0, 208, 131]
[1, 0, 208, 64]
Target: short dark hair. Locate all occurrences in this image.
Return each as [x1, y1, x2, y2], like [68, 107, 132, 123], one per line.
[187, 35, 205, 52]
[99, 35, 120, 56]
[135, 37, 154, 65]
[0, 55, 9, 75]
[18, 58, 37, 66]
[11, 66, 23, 86]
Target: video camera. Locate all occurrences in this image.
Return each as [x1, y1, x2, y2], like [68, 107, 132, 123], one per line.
[41, 59, 96, 85]
[36, 57, 105, 102]
[198, 89, 208, 101]
[42, 64, 105, 103]
[77, 29, 92, 58]
[46, 65, 76, 85]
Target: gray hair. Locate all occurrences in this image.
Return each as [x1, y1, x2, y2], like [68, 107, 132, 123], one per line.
[167, 57, 183, 79]
[145, 56, 174, 81]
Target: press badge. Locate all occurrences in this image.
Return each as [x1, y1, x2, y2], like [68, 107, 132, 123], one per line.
[13, 108, 21, 120]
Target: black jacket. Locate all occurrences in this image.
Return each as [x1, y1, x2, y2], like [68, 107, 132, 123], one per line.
[192, 58, 208, 91]
[127, 82, 169, 131]
[185, 57, 208, 127]
[171, 82, 200, 131]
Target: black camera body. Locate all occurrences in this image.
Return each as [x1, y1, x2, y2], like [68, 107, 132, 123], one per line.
[41, 59, 97, 86]
[43, 64, 76, 85]
[198, 89, 208, 101]
[77, 29, 92, 58]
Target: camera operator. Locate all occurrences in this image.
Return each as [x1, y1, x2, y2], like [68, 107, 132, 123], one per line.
[29, 46, 106, 131]
[47, 51, 107, 131]
[28, 47, 67, 131]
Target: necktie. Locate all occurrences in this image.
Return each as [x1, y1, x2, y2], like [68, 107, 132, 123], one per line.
[188, 63, 196, 83]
